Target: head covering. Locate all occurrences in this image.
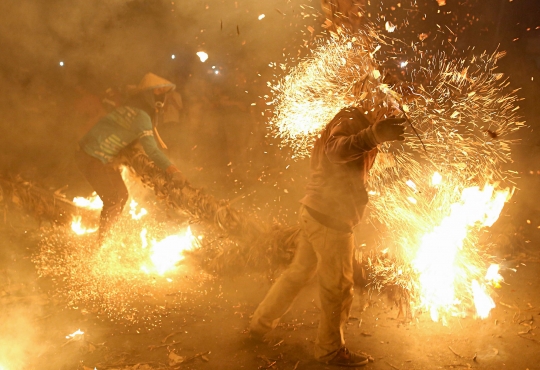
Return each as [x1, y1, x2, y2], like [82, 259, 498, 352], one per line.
[127, 74, 178, 150]
[136, 73, 176, 93]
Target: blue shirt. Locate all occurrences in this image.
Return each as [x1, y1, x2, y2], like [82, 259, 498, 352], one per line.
[79, 106, 172, 170]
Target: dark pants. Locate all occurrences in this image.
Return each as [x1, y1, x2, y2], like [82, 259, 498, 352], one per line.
[76, 151, 128, 235]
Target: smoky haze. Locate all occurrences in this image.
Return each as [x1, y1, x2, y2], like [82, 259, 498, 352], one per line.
[0, 0, 319, 186]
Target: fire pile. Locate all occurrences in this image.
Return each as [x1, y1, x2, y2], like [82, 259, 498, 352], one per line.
[268, 27, 522, 322]
[33, 170, 205, 323]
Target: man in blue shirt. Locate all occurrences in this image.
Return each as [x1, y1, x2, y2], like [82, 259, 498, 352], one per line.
[76, 73, 185, 240]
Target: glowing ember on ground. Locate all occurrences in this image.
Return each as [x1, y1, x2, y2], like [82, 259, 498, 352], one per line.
[71, 215, 98, 235]
[73, 192, 102, 210]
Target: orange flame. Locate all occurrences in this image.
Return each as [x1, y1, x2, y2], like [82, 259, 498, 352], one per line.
[129, 199, 148, 220]
[140, 227, 196, 275]
[72, 192, 102, 210]
[413, 184, 510, 321]
[71, 216, 98, 235]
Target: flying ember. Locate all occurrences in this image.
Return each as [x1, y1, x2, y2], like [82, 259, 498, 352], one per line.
[196, 51, 208, 62]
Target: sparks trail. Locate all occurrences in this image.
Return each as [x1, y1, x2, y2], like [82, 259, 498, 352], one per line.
[268, 25, 522, 321]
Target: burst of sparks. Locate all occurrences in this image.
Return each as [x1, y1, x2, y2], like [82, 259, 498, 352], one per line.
[34, 175, 203, 323]
[268, 26, 522, 321]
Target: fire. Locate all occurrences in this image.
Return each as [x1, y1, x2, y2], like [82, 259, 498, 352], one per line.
[485, 264, 503, 288]
[412, 184, 510, 321]
[140, 227, 196, 275]
[471, 280, 495, 319]
[73, 192, 102, 210]
[129, 199, 148, 220]
[71, 215, 98, 235]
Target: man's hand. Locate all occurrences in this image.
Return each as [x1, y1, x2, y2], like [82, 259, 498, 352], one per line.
[371, 117, 406, 143]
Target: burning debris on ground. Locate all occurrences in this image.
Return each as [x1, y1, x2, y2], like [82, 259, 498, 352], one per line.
[0, 0, 540, 369]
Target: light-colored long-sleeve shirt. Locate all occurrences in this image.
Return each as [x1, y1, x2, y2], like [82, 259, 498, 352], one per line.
[300, 106, 379, 230]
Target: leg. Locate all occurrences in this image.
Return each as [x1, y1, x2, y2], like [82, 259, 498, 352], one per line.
[308, 215, 355, 361]
[76, 152, 129, 235]
[250, 207, 319, 336]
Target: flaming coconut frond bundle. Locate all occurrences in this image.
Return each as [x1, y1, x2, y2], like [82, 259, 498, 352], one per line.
[0, 176, 86, 225]
[119, 145, 299, 276]
[268, 27, 523, 321]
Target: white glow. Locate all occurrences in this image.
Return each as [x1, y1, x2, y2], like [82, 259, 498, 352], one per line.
[171, 54, 176, 59]
[59, 61, 64, 66]
[400, 61, 409, 68]
[258, 14, 265, 20]
[73, 192, 103, 210]
[71, 215, 98, 235]
[66, 329, 84, 339]
[196, 51, 208, 62]
[406, 179, 417, 192]
[214, 71, 219, 75]
[472, 280, 495, 319]
[431, 172, 442, 186]
[385, 21, 396, 32]
[485, 264, 503, 288]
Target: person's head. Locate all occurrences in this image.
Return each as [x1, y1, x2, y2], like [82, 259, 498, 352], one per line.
[126, 73, 176, 117]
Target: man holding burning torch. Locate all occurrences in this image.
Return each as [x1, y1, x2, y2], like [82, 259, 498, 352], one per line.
[250, 107, 406, 367]
[76, 73, 186, 241]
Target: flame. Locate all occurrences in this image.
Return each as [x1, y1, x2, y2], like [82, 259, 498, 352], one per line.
[71, 216, 98, 235]
[472, 280, 495, 319]
[65, 329, 84, 339]
[129, 199, 148, 220]
[141, 227, 195, 275]
[73, 192, 102, 210]
[140, 228, 148, 249]
[485, 264, 503, 288]
[412, 184, 510, 321]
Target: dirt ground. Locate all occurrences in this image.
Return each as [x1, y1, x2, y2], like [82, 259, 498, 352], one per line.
[1, 200, 540, 370]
